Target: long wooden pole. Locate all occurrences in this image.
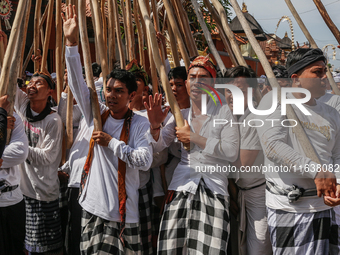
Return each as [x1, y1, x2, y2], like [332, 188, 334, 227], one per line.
[108, 0, 116, 70]
[89, 0, 100, 64]
[231, 0, 321, 164]
[126, 0, 135, 61]
[140, 0, 158, 94]
[18, 0, 32, 77]
[113, 0, 126, 68]
[284, 0, 340, 96]
[0, 22, 4, 68]
[175, 0, 198, 57]
[313, 0, 340, 45]
[7, 0, 32, 143]
[34, 0, 43, 72]
[66, 87, 74, 148]
[91, 0, 110, 92]
[191, 0, 226, 75]
[138, 0, 190, 150]
[170, 0, 190, 56]
[167, 19, 180, 67]
[56, 0, 63, 103]
[22, 5, 49, 76]
[203, 0, 238, 67]
[211, 0, 247, 67]
[0, 0, 26, 96]
[101, 0, 108, 56]
[121, 0, 129, 61]
[41, 0, 55, 72]
[134, 0, 144, 67]
[162, 0, 190, 69]
[79, 0, 102, 131]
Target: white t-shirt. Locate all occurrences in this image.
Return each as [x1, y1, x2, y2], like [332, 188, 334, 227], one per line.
[235, 109, 265, 189]
[66, 46, 153, 223]
[148, 94, 239, 197]
[134, 110, 151, 189]
[0, 112, 28, 207]
[256, 91, 340, 213]
[317, 93, 340, 113]
[15, 88, 63, 201]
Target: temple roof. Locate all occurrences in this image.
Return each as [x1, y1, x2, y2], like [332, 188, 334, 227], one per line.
[279, 32, 292, 49]
[230, 3, 265, 35]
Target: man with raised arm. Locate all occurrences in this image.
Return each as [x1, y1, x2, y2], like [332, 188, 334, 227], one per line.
[63, 5, 152, 254]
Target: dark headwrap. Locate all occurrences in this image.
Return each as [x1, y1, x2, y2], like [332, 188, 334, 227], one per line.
[126, 59, 149, 87]
[287, 49, 326, 78]
[188, 56, 217, 80]
[32, 71, 55, 90]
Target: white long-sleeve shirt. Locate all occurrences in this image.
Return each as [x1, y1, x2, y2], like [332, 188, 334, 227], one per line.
[256, 91, 340, 213]
[0, 112, 28, 207]
[15, 87, 63, 201]
[66, 46, 153, 223]
[148, 93, 239, 197]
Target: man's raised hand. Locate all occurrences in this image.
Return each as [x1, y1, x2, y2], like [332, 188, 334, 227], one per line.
[61, 4, 78, 46]
[144, 93, 170, 129]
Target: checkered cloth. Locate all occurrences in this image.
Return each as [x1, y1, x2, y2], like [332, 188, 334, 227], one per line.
[158, 180, 230, 255]
[267, 207, 340, 254]
[24, 196, 63, 253]
[58, 182, 68, 208]
[139, 179, 153, 255]
[80, 209, 141, 254]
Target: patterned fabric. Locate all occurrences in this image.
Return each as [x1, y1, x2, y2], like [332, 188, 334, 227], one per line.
[188, 56, 217, 79]
[24, 196, 63, 253]
[158, 180, 230, 255]
[126, 59, 149, 86]
[58, 182, 68, 208]
[117, 109, 134, 227]
[80, 210, 141, 255]
[139, 180, 153, 255]
[267, 207, 340, 255]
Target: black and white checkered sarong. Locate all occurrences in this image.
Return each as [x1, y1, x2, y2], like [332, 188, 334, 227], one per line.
[267, 207, 340, 255]
[24, 196, 63, 253]
[139, 180, 153, 255]
[80, 209, 141, 254]
[158, 180, 230, 255]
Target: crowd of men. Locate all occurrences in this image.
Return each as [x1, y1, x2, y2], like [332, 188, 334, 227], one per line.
[1, 4, 340, 255]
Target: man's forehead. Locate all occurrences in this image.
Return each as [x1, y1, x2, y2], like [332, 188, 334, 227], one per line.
[188, 67, 211, 77]
[306, 60, 326, 70]
[170, 78, 185, 83]
[107, 78, 128, 89]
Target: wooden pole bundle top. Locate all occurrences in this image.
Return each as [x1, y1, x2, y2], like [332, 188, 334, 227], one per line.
[34, 0, 43, 72]
[191, 0, 226, 76]
[41, 0, 55, 73]
[162, 0, 190, 69]
[90, 0, 110, 92]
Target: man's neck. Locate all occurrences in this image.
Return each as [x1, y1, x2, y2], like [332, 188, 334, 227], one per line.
[30, 100, 48, 113]
[179, 100, 190, 110]
[110, 108, 129, 119]
[129, 101, 145, 112]
[192, 99, 202, 117]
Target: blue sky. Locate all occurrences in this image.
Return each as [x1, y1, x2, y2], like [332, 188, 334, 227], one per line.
[229, 0, 340, 69]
